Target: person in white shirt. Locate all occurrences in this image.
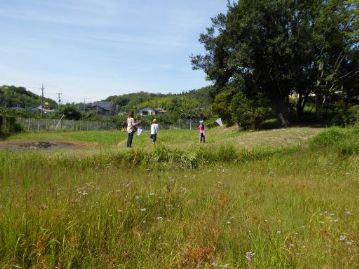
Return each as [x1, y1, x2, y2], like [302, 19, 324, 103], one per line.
[150, 119, 159, 144]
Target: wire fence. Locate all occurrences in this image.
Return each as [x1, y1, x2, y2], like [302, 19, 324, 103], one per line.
[16, 118, 199, 132]
[17, 118, 117, 132]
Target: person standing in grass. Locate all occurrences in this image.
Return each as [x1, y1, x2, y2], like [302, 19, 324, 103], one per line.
[126, 111, 140, 148]
[150, 118, 159, 144]
[198, 120, 205, 143]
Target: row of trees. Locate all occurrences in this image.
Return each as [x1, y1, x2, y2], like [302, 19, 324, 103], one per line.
[106, 87, 213, 120]
[0, 85, 214, 124]
[192, 0, 358, 128]
[0, 85, 57, 110]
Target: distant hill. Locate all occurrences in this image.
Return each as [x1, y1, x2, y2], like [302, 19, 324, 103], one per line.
[0, 85, 57, 110]
[105, 86, 212, 113]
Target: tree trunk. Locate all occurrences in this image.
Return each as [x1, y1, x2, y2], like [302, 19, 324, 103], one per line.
[296, 92, 308, 122]
[272, 94, 290, 127]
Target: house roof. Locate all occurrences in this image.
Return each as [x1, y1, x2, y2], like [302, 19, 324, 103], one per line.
[88, 101, 114, 111]
[138, 107, 155, 111]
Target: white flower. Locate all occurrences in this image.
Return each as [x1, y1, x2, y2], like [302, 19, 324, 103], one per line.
[340, 235, 347, 241]
[156, 217, 163, 221]
[245, 251, 255, 262]
[140, 208, 146, 212]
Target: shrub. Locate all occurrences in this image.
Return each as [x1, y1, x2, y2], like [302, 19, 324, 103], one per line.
[0, 115, 22, 138]
[310, 127, 359, 157]
[309, 128, 346, 149]
[343, 105, 359, 126]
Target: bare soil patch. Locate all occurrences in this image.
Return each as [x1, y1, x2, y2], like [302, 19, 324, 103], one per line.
[0, 140, 88, 151]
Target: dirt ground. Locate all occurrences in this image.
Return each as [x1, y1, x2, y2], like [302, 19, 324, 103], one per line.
[0, 140, 87, 151]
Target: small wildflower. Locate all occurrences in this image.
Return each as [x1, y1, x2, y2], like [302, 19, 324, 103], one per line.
[277, 230, 282, 234]
[78, 190, 88, 196]
[140, 208, 146, 212]
[340, 235, 347, 241]
[345, 211, 352, 216]
[226, 221, 231, 224]
[156, 217, 163, 221]
[149, 192, 155, 196]
[245, 251, 255, 263]
[346, 240, 353, 246]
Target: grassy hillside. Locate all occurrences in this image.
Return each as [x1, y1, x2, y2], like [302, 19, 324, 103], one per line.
[0, 127, 358, 268]
[106, 86, 212, 116]
[0, 85, 57, 110]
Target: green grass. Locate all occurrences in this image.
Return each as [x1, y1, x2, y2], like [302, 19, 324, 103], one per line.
[0, 126, 358, 268]
[5, 127, 322, 151]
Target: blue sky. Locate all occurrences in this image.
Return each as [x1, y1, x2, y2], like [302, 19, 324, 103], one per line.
[0, 0, 228, 103]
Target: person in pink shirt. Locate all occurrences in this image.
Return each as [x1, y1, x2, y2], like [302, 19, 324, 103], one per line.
[198, 120, 205, 143]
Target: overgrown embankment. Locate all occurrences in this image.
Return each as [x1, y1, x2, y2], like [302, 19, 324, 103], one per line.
[0, 115, 21, 138]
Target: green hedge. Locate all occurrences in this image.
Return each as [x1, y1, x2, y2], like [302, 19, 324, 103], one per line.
[0, 115, 20, 138]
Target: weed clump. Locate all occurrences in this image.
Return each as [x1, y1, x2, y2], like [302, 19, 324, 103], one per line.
[309, 127, 359, 156]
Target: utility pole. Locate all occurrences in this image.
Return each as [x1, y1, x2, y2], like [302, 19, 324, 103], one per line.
[41, 83, 44, 118]
[83, 97, 90, 113]
[56, 92, 62, 110]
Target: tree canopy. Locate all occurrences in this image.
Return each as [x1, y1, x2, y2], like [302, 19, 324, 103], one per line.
[192, 0, 358, 127]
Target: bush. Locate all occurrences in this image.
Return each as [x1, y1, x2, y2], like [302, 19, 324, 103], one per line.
[0, 115, 22, 138]
[309, 128, 346, 149]
[310, 127, 359, 156]
[343, 105, 359, 126]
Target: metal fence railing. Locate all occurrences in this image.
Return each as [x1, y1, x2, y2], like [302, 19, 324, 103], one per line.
[16, 118, 201, 132]
[17, 118, 117, 132]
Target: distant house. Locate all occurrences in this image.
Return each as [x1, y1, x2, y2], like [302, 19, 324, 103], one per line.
[154, 107, 166, 114]
[31, 105, 55, 114]
[87, 101, 116, 116]
[138, 107, 166, 116]
[10, 105, 24, 110]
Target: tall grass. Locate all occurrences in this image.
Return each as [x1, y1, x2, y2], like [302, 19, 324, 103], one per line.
[0, 127, 358, 268]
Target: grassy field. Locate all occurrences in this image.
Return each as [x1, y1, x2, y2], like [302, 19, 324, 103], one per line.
[0, 126, 358, 268]
[4, 126, 322, 151]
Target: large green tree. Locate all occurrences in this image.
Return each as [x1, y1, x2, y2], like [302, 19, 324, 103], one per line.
[192, 0, 358, 126]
